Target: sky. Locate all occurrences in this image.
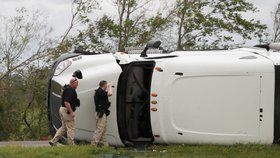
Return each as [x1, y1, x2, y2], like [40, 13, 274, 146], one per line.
[0, 0, 279, 47]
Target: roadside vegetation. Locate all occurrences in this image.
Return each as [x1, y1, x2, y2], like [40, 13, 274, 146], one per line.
[1, 144, 280, 158]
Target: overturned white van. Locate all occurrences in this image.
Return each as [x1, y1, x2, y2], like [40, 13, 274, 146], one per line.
[48, 42, 280, 146]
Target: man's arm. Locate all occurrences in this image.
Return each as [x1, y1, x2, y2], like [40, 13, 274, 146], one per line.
[63, 89, 75, 117]
[64, 101, 75, 118]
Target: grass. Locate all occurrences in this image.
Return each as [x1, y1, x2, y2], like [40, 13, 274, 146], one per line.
[0, 144, 280, 158]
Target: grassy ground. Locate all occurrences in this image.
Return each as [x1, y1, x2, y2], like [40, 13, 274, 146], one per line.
[1, 144, 280, 158]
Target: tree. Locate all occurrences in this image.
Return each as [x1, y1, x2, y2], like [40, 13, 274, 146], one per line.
[0, 8, 53, 82]
[52, 0, 100, 58]
[273, 3, 280, 42]
[0, 66, 50, 140]
[0, 8, 53, 140]
[171, 0, 267, 50]
[96, 0, 169, 51]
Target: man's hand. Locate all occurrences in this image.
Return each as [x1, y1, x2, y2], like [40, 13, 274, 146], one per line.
[106, 83, 113, 96]
[70, 112, 75, 118]
[64, 101, 74, 117]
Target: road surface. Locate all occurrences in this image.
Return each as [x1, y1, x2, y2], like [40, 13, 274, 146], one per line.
[0, 141, 53, 147]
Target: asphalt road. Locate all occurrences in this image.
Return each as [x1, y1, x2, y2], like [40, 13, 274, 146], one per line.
[0, 141, 52, 147]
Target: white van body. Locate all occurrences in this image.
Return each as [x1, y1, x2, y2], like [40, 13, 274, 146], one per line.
[48, 47, 280, 146]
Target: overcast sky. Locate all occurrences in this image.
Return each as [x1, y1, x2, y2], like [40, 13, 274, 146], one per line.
[0, 0, 279, 46]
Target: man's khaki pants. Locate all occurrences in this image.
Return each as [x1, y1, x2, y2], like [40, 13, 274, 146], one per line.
[50, 107, 75, 145]
[91, 114, 108, 146]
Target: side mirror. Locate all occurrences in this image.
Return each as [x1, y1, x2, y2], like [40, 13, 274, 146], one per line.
[254, 43, 280, 51]
[146, 41, 161, 49]
[140, 41, 162, 57]
[72, 70, 83, 79]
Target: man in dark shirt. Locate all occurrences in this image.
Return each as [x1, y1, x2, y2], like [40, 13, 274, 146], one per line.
[49, 77, 80, 146]
[91, 80, 112, 146]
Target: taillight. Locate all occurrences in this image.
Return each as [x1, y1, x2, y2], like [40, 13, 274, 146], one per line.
[151, 107, 158, 111]
[151, 93, 158, 97]
[151, 101, 158, 104]
[155, 67, 163, 72]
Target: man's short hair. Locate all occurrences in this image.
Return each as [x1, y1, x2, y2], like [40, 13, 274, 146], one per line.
[99, 80, 107, 87]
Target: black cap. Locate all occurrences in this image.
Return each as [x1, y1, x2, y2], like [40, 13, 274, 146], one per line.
[72, 70, 83, 79]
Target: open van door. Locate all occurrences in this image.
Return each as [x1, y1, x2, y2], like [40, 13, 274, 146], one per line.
[117, 61, 155, 146]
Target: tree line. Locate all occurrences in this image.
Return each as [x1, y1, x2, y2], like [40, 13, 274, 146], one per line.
[0, 0, 278, 140]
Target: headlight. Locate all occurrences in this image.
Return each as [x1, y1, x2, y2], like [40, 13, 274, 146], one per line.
[54, 59, 72, 76]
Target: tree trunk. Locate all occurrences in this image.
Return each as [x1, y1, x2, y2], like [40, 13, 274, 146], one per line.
[123, 0, 132, 50]
[177, 14, 184, 50]
[274, 3, 280, 42]
[176, 0, 187, 51]
[118, 0, 126, 51]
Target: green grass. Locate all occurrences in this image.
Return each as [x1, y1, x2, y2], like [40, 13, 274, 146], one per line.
[1, 144, 280, 158]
